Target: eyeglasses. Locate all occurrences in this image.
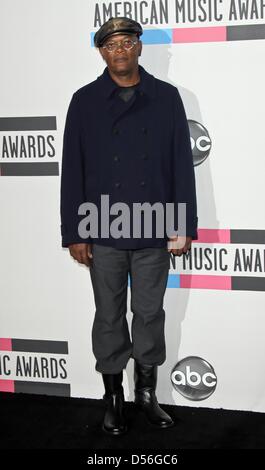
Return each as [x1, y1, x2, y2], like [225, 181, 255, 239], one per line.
[102, 39, 138, 52]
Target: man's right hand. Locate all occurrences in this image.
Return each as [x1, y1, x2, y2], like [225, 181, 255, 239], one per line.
[68, 243, 93, 267]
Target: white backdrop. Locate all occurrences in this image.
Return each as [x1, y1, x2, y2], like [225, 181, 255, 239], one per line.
[1, 0, 265, 413]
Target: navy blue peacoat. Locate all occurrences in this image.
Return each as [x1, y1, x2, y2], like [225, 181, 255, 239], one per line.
[60, 64, 198, 249]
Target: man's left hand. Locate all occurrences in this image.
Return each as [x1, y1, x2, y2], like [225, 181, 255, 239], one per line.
[167, 236, 192, 256]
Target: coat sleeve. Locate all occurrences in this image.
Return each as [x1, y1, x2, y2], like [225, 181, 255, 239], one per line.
[60, 92, 92, 247]
[171, 89, 198, 240]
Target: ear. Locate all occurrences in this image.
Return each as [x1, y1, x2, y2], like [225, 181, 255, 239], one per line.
[138, 40, 142, 57]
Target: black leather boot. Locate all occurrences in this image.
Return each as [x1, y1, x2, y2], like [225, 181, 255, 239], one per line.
[101, 370, 128, 436]
[134, 360, 174, 428]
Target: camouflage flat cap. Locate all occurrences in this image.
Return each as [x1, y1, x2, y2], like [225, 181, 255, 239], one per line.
[94, 17, 143, 48]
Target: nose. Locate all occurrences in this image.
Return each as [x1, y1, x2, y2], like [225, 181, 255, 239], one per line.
[114, 48, 127, 59]
[115, 44, 125, 53]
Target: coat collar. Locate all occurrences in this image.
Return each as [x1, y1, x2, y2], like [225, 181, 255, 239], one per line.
[98, 64, 156, 100]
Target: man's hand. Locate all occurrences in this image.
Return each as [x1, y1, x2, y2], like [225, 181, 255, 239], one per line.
[167, 236, 192, 256]
[68, 243, 93, 267]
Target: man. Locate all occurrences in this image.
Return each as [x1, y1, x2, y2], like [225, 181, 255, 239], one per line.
[60, 17, 198, 436]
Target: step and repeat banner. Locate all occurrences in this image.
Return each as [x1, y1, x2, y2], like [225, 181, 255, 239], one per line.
[1, 0, 265, 413]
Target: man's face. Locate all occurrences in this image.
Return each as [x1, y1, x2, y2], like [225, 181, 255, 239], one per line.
[99, 33, 142, 74]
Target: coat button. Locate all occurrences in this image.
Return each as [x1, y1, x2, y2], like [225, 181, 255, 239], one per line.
[140, 181, 146, 187]
[113, 155, 120, 162]
[139, 91, 144, 96]
[115, 182, 121, 188]
[113, 128, 119, 135]
[142, 153, 148, 160]
[142, 127, 147, 134]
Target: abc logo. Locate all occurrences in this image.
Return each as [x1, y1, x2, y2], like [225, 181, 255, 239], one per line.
[171, 356, 217, 400]
[188, 120, 212, 167]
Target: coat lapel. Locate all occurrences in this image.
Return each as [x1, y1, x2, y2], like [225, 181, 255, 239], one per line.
[107, 89, 137, 126]
[97, 64, 156, 127]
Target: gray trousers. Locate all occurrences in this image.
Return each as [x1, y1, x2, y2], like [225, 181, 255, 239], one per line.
[89, 243, 170, 374]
